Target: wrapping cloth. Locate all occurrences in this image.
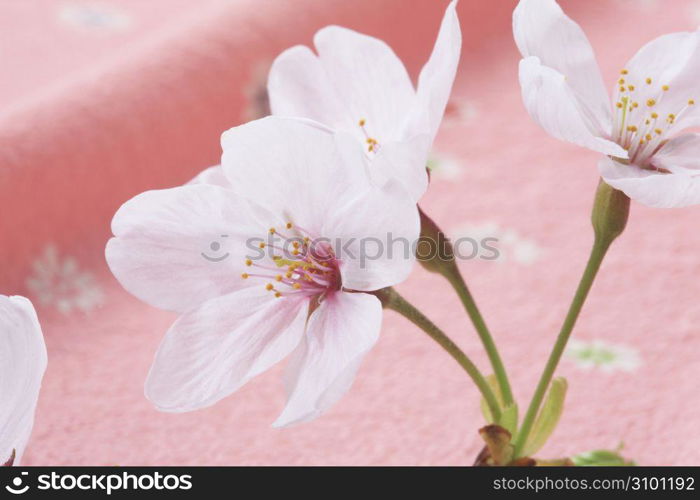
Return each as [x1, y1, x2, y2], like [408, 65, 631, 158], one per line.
[0, 0, 699, 465]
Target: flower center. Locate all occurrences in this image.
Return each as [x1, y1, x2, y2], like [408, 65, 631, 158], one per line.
[358, 118, 380, 153]
[240, 222, 341, 300]
[613, 68, 695, 166]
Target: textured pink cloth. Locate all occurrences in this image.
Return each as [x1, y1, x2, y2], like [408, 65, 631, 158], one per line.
[1, 0, 699, 465]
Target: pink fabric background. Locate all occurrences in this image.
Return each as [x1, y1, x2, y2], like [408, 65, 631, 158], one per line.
[1, 0, 699, 465]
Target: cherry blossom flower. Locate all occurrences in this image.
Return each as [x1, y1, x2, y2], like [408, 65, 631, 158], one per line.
[0, 295, 47, 466]
[105, 117, 419, 426]
[266, 0, 461, 201]
[514, 0, 700, 207]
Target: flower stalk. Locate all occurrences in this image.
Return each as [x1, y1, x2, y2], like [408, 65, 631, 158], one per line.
[374, 286, 502, 422]
[513, 180, 630, 457]
[417, 207, 515, 408]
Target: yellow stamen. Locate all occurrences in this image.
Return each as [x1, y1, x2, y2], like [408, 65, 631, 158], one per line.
[274, 292, 282, 298]
[268, 228, 276, 234]
[245, 259, 252, 266]
[275, 275, 283, 282]
[293, 283, 302, 290]
[655, 128, 663, 135]
[645, 134, 652, 141]
[241, 273, 249, 279]
[689, 99, 696, 105]
[265, 283, 274, 291]
[627, 85, 635, 91]
[651, 112, 658, 119]
[618, 78, 625, 85]
[646, 77, 652, 84]
[286, 222, 293, 229]
[620, 69, 629, 75]
[646, 99, 656, 107]
[258, 242, 266, 249]
[662, 85, 669, 91]
[358, 118, 366, 126]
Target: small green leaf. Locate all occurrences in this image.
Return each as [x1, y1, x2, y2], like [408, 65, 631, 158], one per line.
[572, 443, 636, 466]
[500, 403, 519, 436]
[522, 377, 567, 457]
[480, 374, 518, 435]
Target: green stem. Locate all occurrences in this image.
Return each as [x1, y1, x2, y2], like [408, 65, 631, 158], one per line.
[513, 236, 611, 457]
[376, 287, 502, 422]
[417, 207, 514, 409]
[444, 267, 514, 407]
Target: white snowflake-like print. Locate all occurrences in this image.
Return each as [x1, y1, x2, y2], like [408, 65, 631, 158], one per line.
[427, 152, 463, 180]
[566, 339, 642, 373]
[58, 2, 132, 32]
[442, 97, 479, 126]
[450, 221, 541, 265]
[26, 245, 104, 314]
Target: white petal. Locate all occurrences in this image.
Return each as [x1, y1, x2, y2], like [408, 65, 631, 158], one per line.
[106, 184, 269, 313]
[513, 0, 610, 131]
[370, 135, 432, 202]
[622, 30, 700, 131]
[519, 57, 626, 157]
[323, 180, 420, 291]
[599, 156, 700, 208]
[145, 287, 309, 412]
[312, 26, 416, 142]
[221, 117, 372, 235]
[268, 46, 351, 131]
[273, 292, 381, 427]
[187, 165, 230, 187]
[652, 134, 700, 173]
[269, 27, 416, 145]
[405, 0, 461, 140]
[0, 296, 47, 465]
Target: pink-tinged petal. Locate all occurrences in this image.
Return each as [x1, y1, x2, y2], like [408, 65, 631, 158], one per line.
[406, 0, 461, 141]
[221, 117, 372, 235]
[313, 26, 416, 142]
[652, 134, 700, 173]
[273, 292, 381, 427]
[370, 135, 432, 202]
[0, 296, 47, 466]
[599, 156, 700, 208]
[513, 0, 610, 131]
[268, 46, 351, 131]
[187, 165, 230, 187]
[323, 180, 419, 291]
[519, 57, 627, 158]
[145, 287, 309, 412]
[622, 31, 700, 132]
[106, 184, 270, 313]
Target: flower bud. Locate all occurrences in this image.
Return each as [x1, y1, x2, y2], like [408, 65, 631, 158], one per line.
[591, 179, 630, 246]
[417, 207, 455, 274]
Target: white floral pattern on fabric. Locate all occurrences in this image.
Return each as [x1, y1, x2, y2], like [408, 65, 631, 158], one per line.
[442, 97, 479, 127]
[427, 152, 463, 180]
[566, 339, 642, 373]
[450, 222, 541, 265]
[58, 2, 131, 32]
[26, 245, 104, 315]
